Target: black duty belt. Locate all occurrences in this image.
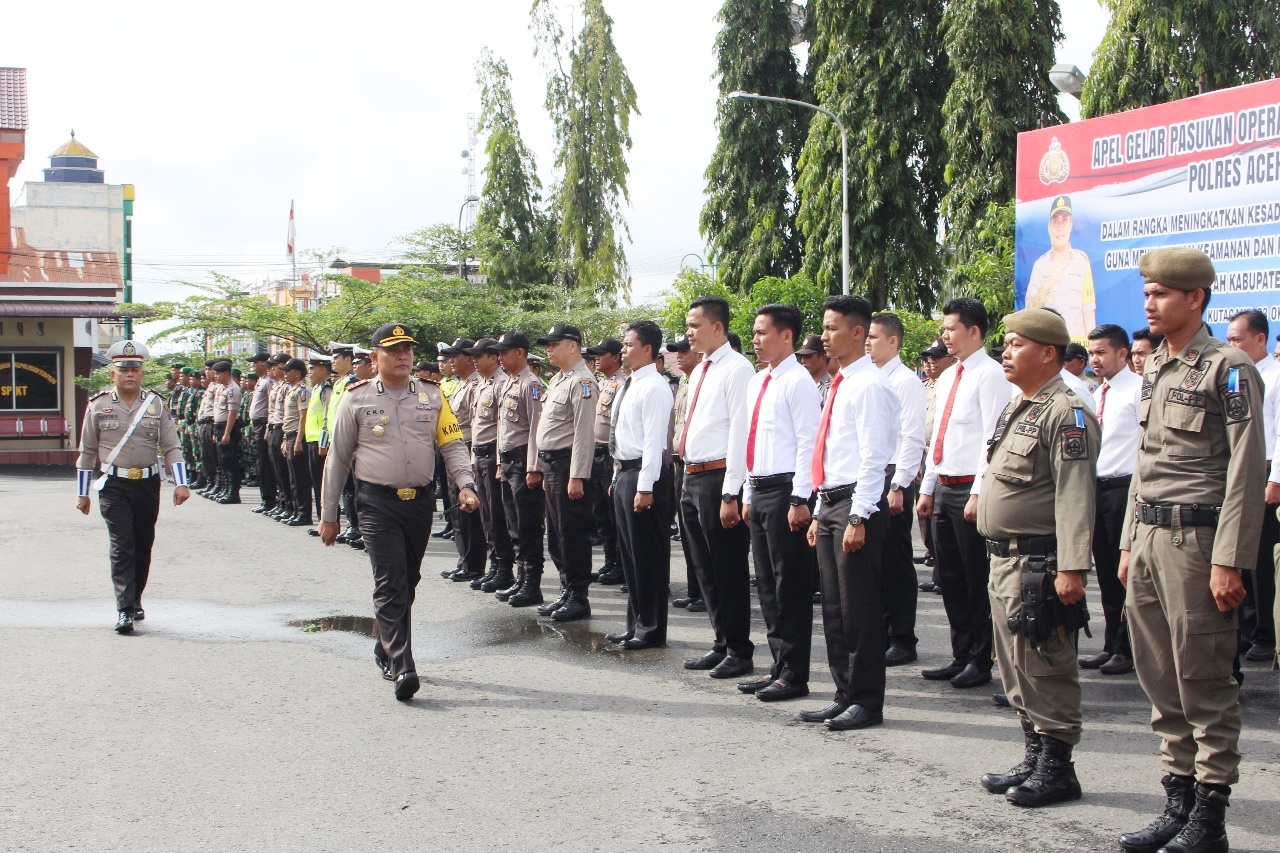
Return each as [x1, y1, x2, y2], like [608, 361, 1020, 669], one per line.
[819, 483, 856, 505]
[198, 418, 214, 425]
[252, 418, 268, 426]
[595, 443, 611, 456]
[1136, 503, 1220, 528]
[214, 421, 227, 428]
[499, 445, 527, 463]
[616, 458, 642, 471]
[358, 481, 434, 501]
[473, 441, 496, 458]
[1097, 475, 1131, 491]
[749, 473, 793, 490]
[537, 447, 572, 462]
[986, 535, 1057, 558]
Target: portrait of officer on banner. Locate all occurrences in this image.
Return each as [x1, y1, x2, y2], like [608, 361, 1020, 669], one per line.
[1026, 195, 1096, 344]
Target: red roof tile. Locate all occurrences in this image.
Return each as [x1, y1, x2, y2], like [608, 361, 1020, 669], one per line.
[0, 67, 29, 131]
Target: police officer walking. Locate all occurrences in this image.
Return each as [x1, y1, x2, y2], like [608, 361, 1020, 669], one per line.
[76, 341, 190, 633]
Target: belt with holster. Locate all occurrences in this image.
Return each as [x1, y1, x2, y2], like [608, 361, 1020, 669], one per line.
[537, 447, 572, 463]
[473, 441, 496, 458]
[986, 535, 1057, 558]
[594, 442, 611, 458]
[499, 445, 527, 463]
[749, 472, 793, 491]
[103, 463, 162, 481]
[358, 480, 434, 502]
[1136, 503, 1220, 527]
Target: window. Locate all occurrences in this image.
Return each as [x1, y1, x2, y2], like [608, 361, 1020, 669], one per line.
[0, 351, 62, 411]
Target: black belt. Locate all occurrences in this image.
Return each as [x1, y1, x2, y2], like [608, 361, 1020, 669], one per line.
[1097, 475, 1131, 491]
[986, 535, 1057, 558]
[749, 473, 793, 490]
[538, 447, 572, 462]
[617, 458, 642, 471]
[499, 445, 527, 463]
[1136, 503, 1220, 528]
[595, 443, 610, 456]
[214, 421, 227, 428]
[672, 454, 684, 465]
[252, 418, 268, 426]
[818, 483, 856, 505]
[198, 418, 214, 424]
[473, 441, 496, 458]
[357, 481, 435, 501]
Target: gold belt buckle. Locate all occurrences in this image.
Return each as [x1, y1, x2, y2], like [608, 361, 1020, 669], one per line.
[395, 487, 417, 501]
[127, 467, 144, 480]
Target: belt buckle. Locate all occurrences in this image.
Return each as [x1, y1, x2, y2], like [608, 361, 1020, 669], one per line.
[127, 467, 144, 480]
[396, 487, 417, 501]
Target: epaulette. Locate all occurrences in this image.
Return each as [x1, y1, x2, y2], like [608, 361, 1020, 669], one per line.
[89, 390, 108, 401]
[422, 377, 440, 386]
[346, 379, 371, 390]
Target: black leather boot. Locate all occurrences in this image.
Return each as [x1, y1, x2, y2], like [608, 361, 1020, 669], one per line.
[508, 571, 545, 607]
[551, 589, 591, 622]
[981, 719, 1041, 793]
[483, 565, 515, 593]
[471, 565, 497, 590]
[1006, 735, 1081, 807]
[1118, 774, 1196, 852]
[495, 567, 524, 602]
[537, 587, 570, 616]
[1159, 783, 1229, 853]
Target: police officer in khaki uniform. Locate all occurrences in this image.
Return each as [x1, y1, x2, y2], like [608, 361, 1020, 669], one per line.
[440, 338, 488, 584]
[212, 360, 244, 504]
[319, 323, 478, 701]
[196, 359, 219, 494]
[280, 358, 313, 526]
[976, 309, 1098, 808]
[266, 353, 293, 519]
[667, 336, 705, 610]
[1113, 248, 1265, 853]
[588, 338, 625, 585]
[494, 332, 546, 606]
[533, 324, 599, 621]
[464, 338, 517, 591]
[76, 341, 190, 634]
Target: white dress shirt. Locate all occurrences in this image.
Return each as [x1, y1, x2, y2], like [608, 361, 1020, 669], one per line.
[611, 362, 674, 492]
[920, 348, 1007, 497]
[742, 354, 822, 504]
[880, 355, 927, 489]
[681, 341, 756, 494]
[815, 354, 900, 519]
[1255, 355, 1280, 468]
[1093, 365, 1142, 479]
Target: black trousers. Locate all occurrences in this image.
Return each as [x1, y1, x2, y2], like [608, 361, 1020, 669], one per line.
[199, 422, 218, 485]
[680, 467, 752, 659]
[500, 447, 545, 573]
[474, 450, 514, 568]
[99, 475, 161, 612]
[214, 423, 242, 489]
[1242, 497, 1279, 647]
[815, 495, 888, 711]
[748, 482, 815, 683]
[614, 466, 671, 643]
[448, 449, 486, 574]
[252, 419, 276, 507]
[306, 442, 324, 514]
[356, 486, 432, 677]
[1094, 477, 1133, 658]
[883, 483, 919, 649]
[543, 454, 594, 594]
[591, 447, 619, 570]
[284, 431, 312, 520]
[342, 474, 358, 533]
[673, 458, 701, 599]
[267, 426, 292, 512]
[932, 482, 992, 668]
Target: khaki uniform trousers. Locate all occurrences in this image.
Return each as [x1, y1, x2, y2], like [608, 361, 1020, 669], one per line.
[989, 551, 1082, 745]
[1127, 522, 1241, 786]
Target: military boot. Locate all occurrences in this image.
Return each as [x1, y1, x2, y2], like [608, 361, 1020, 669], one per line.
[482, 565, 515, 593]
[495, 566, 524, 603]
[537, 587, 570, 616]
[981, 719, 1042, 793]
[1119, 774, 1196, 853]
[218, 474, 242, 504]
[1006, 735, 1081, 807]
[551, 589, 591, 622]
[508, 571, 545, 607]
[1158, 783, 1229, 853]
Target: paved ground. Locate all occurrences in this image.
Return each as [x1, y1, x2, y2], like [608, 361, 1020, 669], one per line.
[1, 467, 1277, 852]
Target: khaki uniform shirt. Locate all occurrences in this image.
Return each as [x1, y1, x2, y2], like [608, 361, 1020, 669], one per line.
[449, 372, 480, 443]
[498, 365, 543, 471]
[594, 369, 624, 445]
[817, 374, 832, 404]
[470, 370, 506, 447]
[319, 377, 471, 522]
[536, 359, 599, 480]
[672, 378, 690, 459]
[217, 381, 242, 423]
[977, 375, 1099, 571]
[282, 382, 309, 434]
[269, 379, 288, 426]
[198, 382, 219, 421]
[1119, 324, 1267, 568]
[77, 388, 183, 470]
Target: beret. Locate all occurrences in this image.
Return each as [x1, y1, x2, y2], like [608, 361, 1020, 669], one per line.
[1139, 247, 1215, 291]
[1004, 308, 1071, 347]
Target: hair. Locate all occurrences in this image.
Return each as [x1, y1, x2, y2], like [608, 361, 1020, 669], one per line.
[941, 297, 989, 336]
[1131, 327, 1165, 348]
[1051, 345, 1068, 366]
[1229, 309, 1268, 338]
[689, 295, 731, 331]
[822, 295, 873, 330]
[727, 331, 743, 352]
[1087, 323, 1130, 353]
[626, 319, 663, 361]
[870, 312, 905, 345]
[756, 303, 803, 345]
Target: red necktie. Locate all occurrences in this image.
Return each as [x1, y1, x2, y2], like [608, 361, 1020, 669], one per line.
[746, 373, 771, 472]
[810, 371, 844, 489]
[677, 360, 712, 458]
[932, 362, 964, 466]
[1097, 382, 1109, 425]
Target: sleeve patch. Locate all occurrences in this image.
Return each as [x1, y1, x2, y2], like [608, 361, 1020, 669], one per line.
[1059, 426, 1088, 460]
[581, 381, 592, 399]
[530, 385, 540, 401]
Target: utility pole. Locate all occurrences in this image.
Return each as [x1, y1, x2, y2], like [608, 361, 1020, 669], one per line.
[122, 184, 134, 339]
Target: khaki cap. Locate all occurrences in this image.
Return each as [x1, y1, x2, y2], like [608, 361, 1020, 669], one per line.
[1139, 247, 1215, 291]
[1004, 308, 1071, 347]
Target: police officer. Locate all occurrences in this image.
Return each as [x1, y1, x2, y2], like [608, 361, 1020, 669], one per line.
[976, 308, 1098, 808]
[76, 340, 190, 633]
[1117, 248, 1265, 853]
[1026, 195, 1096, 342]
[303, 354, 334, 529]
[588, 338, 625, 585]
[533, 324, 599, 621]
[494, 332, 546, 606]
[266, 353, 293, 520]
[211, 360, 244, 504]
[281, 357, 312, 526]
[464, 338, 516, 591]
[667, 336, 705, 610]
[319, 323, 479, 701]
[440, 338, 488, 584]
[247, 353, 276, 512]
[323, 342, 359, 541]
[197, 360, 223, 497]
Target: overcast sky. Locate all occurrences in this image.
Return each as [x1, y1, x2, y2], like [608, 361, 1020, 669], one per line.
[6, 0, 1108, 326]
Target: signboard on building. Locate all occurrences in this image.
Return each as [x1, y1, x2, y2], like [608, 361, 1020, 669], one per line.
[1015, 78, 1280, 342]
[0, 350, 61, 411]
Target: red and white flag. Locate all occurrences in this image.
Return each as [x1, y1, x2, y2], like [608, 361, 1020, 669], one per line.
[287, 200, 296, 258]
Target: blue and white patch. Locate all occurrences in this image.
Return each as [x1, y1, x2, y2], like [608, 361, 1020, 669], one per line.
[530, 385, 540, 401]
[581, 381, 592, 399]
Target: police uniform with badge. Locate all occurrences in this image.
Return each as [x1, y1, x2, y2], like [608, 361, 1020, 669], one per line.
[211, 359, 244, 503]
[976, 309, 1098, 809]
[440, 338, 489, 584]
[76, 341, 190, 634]
[266, 353, 294, 519]
[464, 338, 516, 591]
[1026, 195, 1096, 343]
[494, 331, 547, 607]
[587, 338, 625, 585]
[319, 323, 478, 701]
[303, 354, 334, 525]
[281, 357, 313, 525]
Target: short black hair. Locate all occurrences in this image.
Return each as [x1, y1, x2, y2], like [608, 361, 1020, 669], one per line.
[822, 295, 873, 330]
[625, 319, 663, 361]
[1051, 345, 1068, 366]
[689, 295, 731, 331]
[870, 312, 905, 345]
[755, 303, 803, 345]
[1229, 309, 1268, 338]
[1132, 327, 1165, 348]
[1087, 323, 1130, 353]
[727, 331, 743, 353]
[942, 297, 989, 336]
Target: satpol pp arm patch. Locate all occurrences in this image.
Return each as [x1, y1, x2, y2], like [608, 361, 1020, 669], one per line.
[1221, 368, 1251, 422]
[1059, 426, 1088, 461]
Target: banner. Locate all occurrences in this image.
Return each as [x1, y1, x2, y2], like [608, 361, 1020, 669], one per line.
[1015, 78, 1280, 342]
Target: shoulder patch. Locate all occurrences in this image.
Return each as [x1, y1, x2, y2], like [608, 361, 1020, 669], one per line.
[1221, 370, 1251, 422]
[581, 380, 592, 399]
[1059, 425, 1088, 461]
[346, 379, 371, 390]
[89, 390, 108, 401]
[530, 385, 540, 401]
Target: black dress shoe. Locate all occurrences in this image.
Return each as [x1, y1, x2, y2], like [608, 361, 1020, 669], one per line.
[287, 517, 313, 527]
[1099, 654, 1134, 675]
[133, 608, 145, 621]
[252, 504, 269, 514]
[394, 671, 420, 701]
[621, 637, 663, 650]
[993, 691, 1010, 707]
[738, 676, 773, 694]
[218, 495, 241, 505]
[450, 569, 484, 583]
[1078, 651, 1110, 669]
[115, 611, 134, 634]
[683, 650, 726, 671]
[757, 679, 809, 702]
[596, 570, 624, 585]
[685, 599, 707, 613]
[798, 702, 849, 722]
[375, 654, 394, 682]
[605, 631, 633, 643]
[551, 596, 591, 622]
[912, 555, 928, 565]
[950, 662, 993, 689]
[918, 581, 939, 592]
[922, 661, 966, 681]
[308, 528, 320, 537]
[672, 597, 692, 608]
[825, 704, 883, 731]
[440, 568, 456, 579]
[709, 656, 753, 679]
[348, 537, 365, 550]
[1245, 642, 1276, 662]
[885, 645, 918, 666]
[812, 591, 822, 604]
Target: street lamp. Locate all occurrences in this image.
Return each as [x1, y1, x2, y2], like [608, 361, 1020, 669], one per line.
[1049, 64, 1087, 99]
[458, 194, 479, 280]
[725, 90, 848, 296]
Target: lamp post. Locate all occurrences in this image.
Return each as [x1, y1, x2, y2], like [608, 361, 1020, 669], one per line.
[458, 194, 479, 281]
[725, 91, 848, 296]
[122, 184, 135, 339]
[1049, 64, 1087, 99]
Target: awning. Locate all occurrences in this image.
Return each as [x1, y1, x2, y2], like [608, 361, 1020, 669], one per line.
[0, 302, 156, 319]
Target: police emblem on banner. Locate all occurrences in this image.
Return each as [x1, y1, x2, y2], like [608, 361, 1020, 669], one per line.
[1038, 137, 1070, 185]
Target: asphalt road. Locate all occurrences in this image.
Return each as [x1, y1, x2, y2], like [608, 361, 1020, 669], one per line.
[2, 467, 1277, 852]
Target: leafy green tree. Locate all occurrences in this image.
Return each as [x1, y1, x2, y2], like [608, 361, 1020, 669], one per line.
[658, 270, 737, 341]
[1082, 0, 1280, 118]
[796, 0, 949, 310]
[940, 0, 1064, 286]
[733, 274, 827, 341]
[398, 224, 474, 271]
[951, 200, 1016, 348]
[701, 0, 805, 293]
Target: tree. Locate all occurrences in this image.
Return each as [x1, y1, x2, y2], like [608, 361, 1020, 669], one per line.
[474, 48, 556, 291]
[700, 0, 805, 293]
[733, 273, 827, 341]
[940, 0, 1065, 286]
[796, 0, 949, 311]
[1082, 0, 1280, 118]
[951, 200, 1016, 348]
[398, 224, 474, 271]
[531, 0, 639, 303]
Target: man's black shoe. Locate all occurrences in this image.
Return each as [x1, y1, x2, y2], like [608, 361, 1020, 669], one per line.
[605, 631, 633, 643]
[394, 671, 420, 701]
[1117, 774, 1195, 853]
[133, 608, 145, 621]
[683, 650, 726, 671]
[798, 702, 849, 723]
[757, 679, 809, 702]
[551, 596, 591, 622]
[596, 570, 624, 585]
[918, 581, 939, 592]
[672, 597, 692, 608]
[621, 637, 663, 650]
[252, 504, 269, 514]
[348, 537, 365, 550]
[308, 528, 320, 537]
[912, 555, 929, 565]
[685, 599, 707, 613]
[824, 705, 883, 731]
[950, 662, 992, 689]
[709, 656, 753, 679]
[922, 661, 965, 681]
[738, 676, 773, 694]
[1078, 651, 1110, 669]
[1244, 642, 1275, 662]
[993, 691, 1010, 707]
[218, 495, 242, 505]
[375, 654, 394, 682]
[980, 719, 1041, 793]
[885, 645, 918, 666]
[450, 569, 484, 583]
[287, 517, 313, 527]
[1100, 654, 1134, 675]
[537, 588, 570, 616]
[115, 611, 134, 634]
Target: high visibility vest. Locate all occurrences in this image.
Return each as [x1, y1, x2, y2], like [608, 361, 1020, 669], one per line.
[304, 380, 331, 442]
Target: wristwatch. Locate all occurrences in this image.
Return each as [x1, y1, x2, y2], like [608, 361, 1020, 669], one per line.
[847, 514, 865, 527]
[788, 495, 809, 507]
[889, 484, 903, 493]
[721, 493, 737, 503]
[461, 482, 479, 493]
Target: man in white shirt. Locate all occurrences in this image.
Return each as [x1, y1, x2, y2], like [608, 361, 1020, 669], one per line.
[867, 313, 927, 666]
[916, 298, 1008, 689]
[1080, 324, 1141, 676]
[799, 295, 900, 731]
[606, 320, 675, 649]
[1229, 310, 1278, 663]
[679, 296, 757, 679]
[737, 305, 822, 702]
